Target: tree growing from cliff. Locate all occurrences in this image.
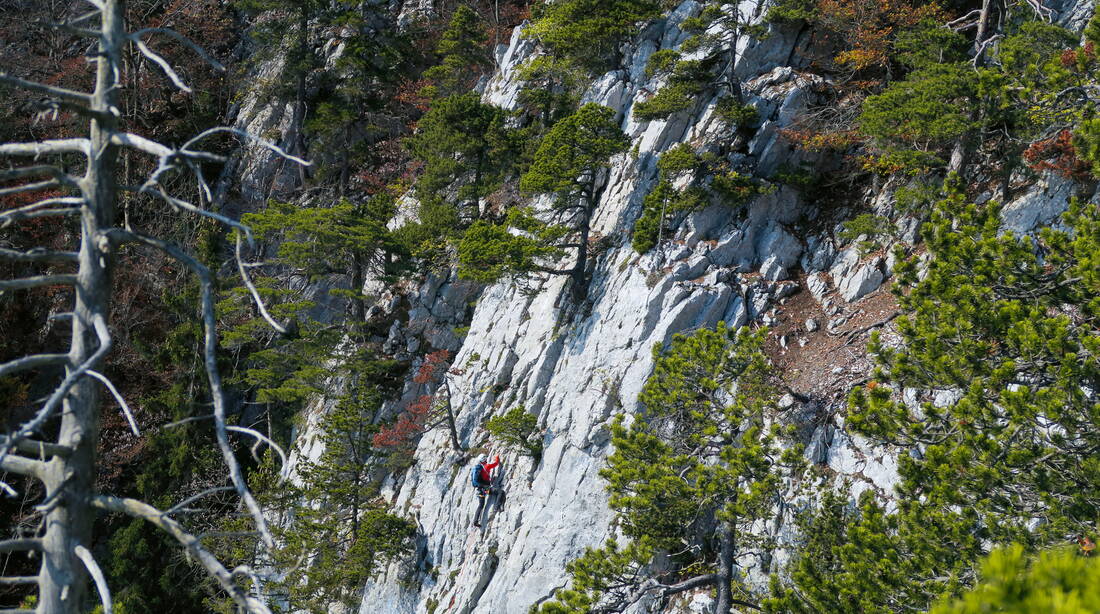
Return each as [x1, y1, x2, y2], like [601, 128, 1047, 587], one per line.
[634, 3, 766, 123]
[0, 1, 306, 610]
[267, 365, 416, 614]
[539, 324, 804, 614]
[406, 93, 512, 214]
[485, 406, 542, 461]
[421, 5, 493, 99]
[458, 103, 629, 300]
[633, 144, 770, 253]
[526, 0, 663, 71]
[849, 185, 1100, 550]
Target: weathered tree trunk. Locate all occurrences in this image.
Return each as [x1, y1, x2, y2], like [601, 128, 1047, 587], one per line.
[713, 520, 736, 614]
[37, 2, 124, 612]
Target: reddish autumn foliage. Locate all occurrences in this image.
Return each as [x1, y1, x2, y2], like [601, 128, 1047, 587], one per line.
[1023, 130, 1092, 181]
[372, 394, 435, 450]
[373, 349, 455, 450]
[415, 349, 452, 384]
[815, 0, 946, 72]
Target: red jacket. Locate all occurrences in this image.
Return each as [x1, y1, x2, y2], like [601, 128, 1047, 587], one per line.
[478, 457, 500, 483]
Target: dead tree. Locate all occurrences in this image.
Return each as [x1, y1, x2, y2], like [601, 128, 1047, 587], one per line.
[0, 1, 306, 612]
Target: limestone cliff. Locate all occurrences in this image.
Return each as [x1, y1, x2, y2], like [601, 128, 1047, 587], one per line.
[224, 1, 1099, 612]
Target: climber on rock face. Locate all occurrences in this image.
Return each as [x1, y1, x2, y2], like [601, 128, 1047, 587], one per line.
[471, 454, 500, 528]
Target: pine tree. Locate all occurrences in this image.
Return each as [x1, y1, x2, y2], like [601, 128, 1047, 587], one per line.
[526, 0, 662, 71]
[931, 546, 1100, 614]
[634, 2, 767, 122]
[540, 324, 804, 614]
[421, 5, 493, 99]
[632, 144, 768, 253]
[849, 185, 1100, 550]
[269, 370, 416, 614]
[458, 103, 629, 300]
[406, 93, 512, 212]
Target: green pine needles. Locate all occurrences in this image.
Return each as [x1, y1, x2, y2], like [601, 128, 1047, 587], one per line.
[538, 324, 804, 614]
[484, 406, 543, 461]
[458, 103, 628, 300]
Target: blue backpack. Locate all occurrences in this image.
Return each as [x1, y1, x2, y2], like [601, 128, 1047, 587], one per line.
[470, 463, 485, 487]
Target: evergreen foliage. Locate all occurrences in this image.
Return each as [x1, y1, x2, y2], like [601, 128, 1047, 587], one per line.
[633, 145, 770, 253]
[539, 324, 804, 613]
[484, 406, 542, 461]
[406, 93, 512, 207]
[850, 187, 1100, 550]
[634, 2, 766, 121]
[526, 0, 663, 70]
[421, 5, 493, 99]
[859, 63, 977, 172]
[458, 103, 628, 299]
[931, 546, 1100, 614]
[268, 370, 416, 613]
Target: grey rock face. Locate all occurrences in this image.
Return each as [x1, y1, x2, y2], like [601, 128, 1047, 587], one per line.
[312, 4, 912, 613]
[1000, 172, 1075, 235]
[837, 257, 885, 303]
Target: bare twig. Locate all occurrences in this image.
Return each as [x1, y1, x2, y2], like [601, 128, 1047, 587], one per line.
[74, 545, 112, 614]
[0, 138, 91, 158]
[182, 127, 311, 167]
[0, 354, 68, 378]
[0, 247, 78, 263]
[0, 275, 79, 291]
[130, 28, 226, 73]
[226, 425, 288, 482]
[133, 39, 193, 92]
[91, 495, 272, 614]
[0, 313, 111, 459]
[0, 72, 92, 104]
[122, 185, 252, 241]
[235, 233, 286, 333]
[86, 370, 139, 436]
[161, 486, 235, 517]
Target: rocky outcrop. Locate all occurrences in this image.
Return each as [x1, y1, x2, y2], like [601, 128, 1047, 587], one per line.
[357, 4, 901, 613]
[222, 1, 1099, 613]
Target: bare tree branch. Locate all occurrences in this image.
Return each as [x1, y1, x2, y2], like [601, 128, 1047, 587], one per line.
[74, 545, 112, 614]
[0, 179, 61, 198]
[11, 439, 71, 459]
[132, 39, 193, 92]
[0, 539, 42, 553]
[105, 229, 276, 550]
[86, 370, 139, 436]
[0, 577, 38, 586]
[162, 486, 235, 517]
[0, 275, 79, 291]
[182, 127, 311, 167]
[0, 313, 111, 459]
[0, 72, 92, 104]
[0, 247, 79, 263]
[226, 425, 288, 482]
[0, 354, 68, 378]
[0, 138, 91, 158]
[130, 28, 226, 73]
[121, 185, 252, 241]
[235, 233, 286, 333]
[91, 494, 272, 614]
[0, 455, 46, 480]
